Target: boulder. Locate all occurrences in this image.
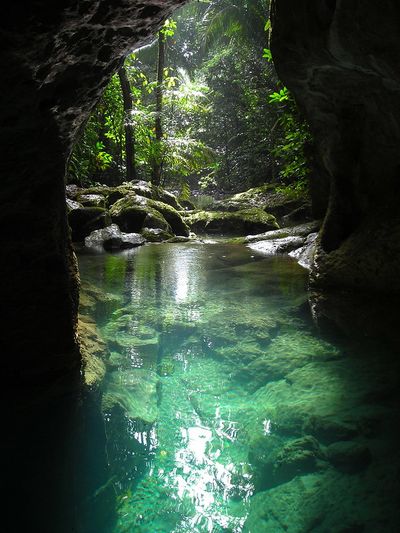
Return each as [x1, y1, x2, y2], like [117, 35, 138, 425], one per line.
[184, 208, 279, 235]
[248, 236, 305, 255]
[77, 193, 106, 208]
[110, 193, 189, 236]
[245, 221, 321, 243]
[68, 206, 111, 242]
[141, 228, 173, 242]
[66, 198, 83, 211]
[210, 184, 309, 220]
[289, 232, 318, 270]
[109, 194, 148, 232]
[84, 224, 145, 251]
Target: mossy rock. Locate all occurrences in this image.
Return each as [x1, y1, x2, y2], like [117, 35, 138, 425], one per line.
[152, 186, 184, 211]
[210, 184, 309, 219]
[142, 228, 173, 242]
[146, 199, 190, 236]
[68, 207, 111, 242]
[143, 209, 172, 232]
[103, 369, 159, 424]
[110, 193, 189, 236]
[78, 318, 108, 387]
[109, 195, 148, 232]
[184, 208, 279, 236]
[77, 193, 106, 208]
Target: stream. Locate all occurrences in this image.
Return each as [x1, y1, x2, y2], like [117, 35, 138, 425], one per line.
[78, 241, 400, 532]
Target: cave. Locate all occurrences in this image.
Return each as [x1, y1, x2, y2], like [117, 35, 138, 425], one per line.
[1, 1, 399, 532]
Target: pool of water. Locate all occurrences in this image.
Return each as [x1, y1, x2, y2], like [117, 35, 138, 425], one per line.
[78, 242, 400, 532]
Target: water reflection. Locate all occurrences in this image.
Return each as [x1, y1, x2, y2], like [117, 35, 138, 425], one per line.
[77, 243, 400, 533]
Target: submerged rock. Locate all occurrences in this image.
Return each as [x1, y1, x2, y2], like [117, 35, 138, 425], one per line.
[103, 369, 159, 424]
[78, 318, 108, 386]
[326, 441, 372, 474]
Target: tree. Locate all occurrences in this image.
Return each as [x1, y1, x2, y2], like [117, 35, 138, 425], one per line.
[118, 66, 137, 181]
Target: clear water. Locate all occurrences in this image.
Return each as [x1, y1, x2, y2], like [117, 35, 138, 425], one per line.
[77, 242, 400, 533]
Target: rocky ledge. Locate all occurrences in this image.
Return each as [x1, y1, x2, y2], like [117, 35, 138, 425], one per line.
[66, 181, 302, 248]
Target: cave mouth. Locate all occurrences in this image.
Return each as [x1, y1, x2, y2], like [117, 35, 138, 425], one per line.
[3, 0, 400, 531]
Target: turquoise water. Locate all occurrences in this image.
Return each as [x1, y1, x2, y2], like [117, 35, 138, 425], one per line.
[78, 242, 400, 532]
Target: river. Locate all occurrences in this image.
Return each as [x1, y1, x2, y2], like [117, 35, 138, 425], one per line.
[77, 241, 400, 532]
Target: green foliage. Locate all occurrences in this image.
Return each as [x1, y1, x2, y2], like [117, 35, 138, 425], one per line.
[179, 181, 191, 202]
[268, 86, 311, 186]
[160, 18, 177, 40]
[68, 0, 311, 197]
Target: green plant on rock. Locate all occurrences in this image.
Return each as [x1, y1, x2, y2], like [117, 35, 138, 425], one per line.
[264, 44, 312, 194]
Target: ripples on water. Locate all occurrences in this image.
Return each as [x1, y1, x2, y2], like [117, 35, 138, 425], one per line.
[78, 242, 400, 533]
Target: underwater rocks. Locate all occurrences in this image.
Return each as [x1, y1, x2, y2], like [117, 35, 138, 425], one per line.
[326, 441, 372, 474]
[103, 369, 159, 424]
[84, 224, 145, 251]
[250, 434, 326, 490]
[78, 318, 107, 386]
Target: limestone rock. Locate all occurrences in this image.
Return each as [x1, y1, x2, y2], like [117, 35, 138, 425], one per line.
[289, 232, 318, 270]
[209, 184, 308, 220]
[248, 236, 305, 255]
[245, 221, 320, 243]
[84, 224, 145, 251]
[78, 318, 107, 387]
[142, 228, 173, 242]
[78, 194, 106, 208]
[103, 369, 159, 424]
[271, 0, 400, 293]
[66, 198, 83, 211]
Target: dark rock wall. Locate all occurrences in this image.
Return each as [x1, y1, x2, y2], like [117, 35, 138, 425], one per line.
[271, 0, 400, 293]
[0, 0, 184, 383]
[1, 3, 183, 531]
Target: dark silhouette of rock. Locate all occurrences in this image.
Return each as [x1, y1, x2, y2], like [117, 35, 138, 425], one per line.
[271, 0, 400, 293]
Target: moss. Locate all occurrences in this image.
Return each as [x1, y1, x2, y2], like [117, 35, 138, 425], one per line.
[109, 194, 147, 232]
[184, 208, 279, 236]
[142, 228, 173, 242]
[78, 318, 107, 387]
[146, 199, 190, 236]
[143, 209, 171, 232]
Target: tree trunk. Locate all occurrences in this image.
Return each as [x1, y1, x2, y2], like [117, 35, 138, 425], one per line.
[118, 65, 136, 181]
[152, 32, 165, 185]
